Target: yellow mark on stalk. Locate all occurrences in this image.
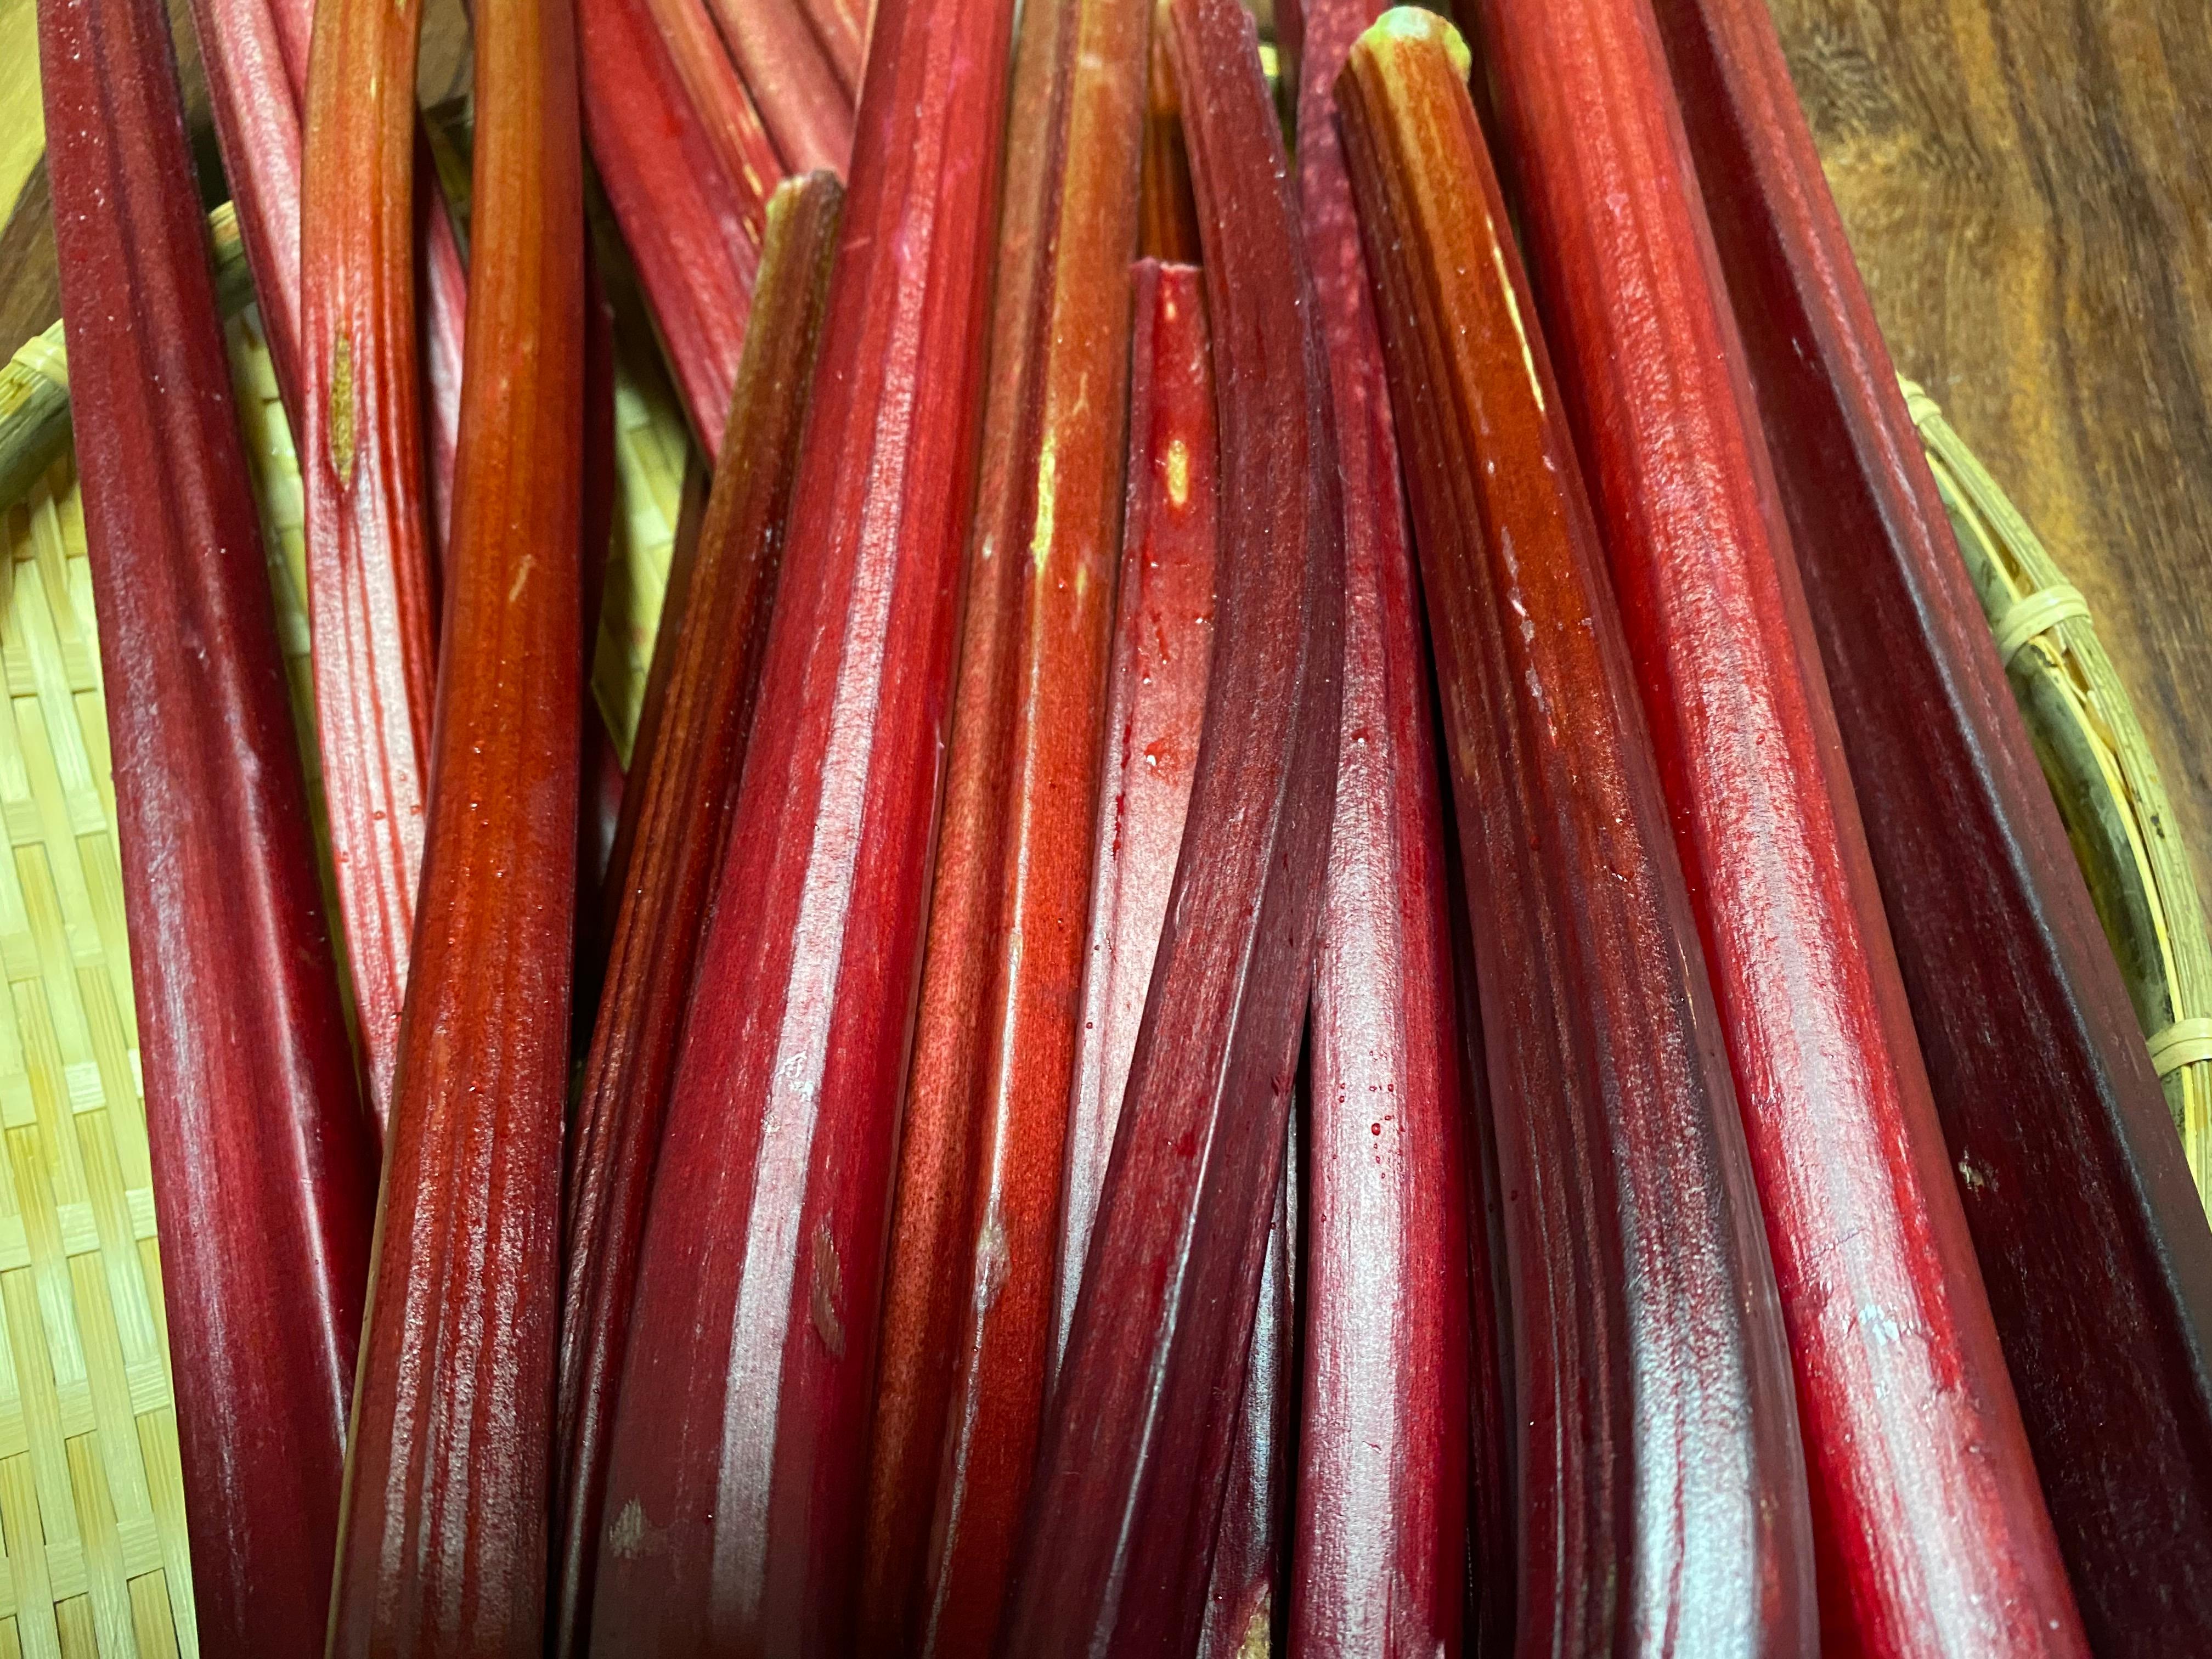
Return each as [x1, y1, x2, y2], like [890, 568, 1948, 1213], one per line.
[1165, 437, 1191, 509]
[1370, 5, 1473, 81]
[1486, 221, 1545, 412]
[328, 334, 357, 489]
[1030, 439, 1059, 572]
[507, 554, 535, 603]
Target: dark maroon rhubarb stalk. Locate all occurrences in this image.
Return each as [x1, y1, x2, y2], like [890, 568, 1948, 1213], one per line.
[861, 0, 1148, 1644]
[1288, 3, 1474, 1652]
[551, 173, 842, 1659]
[585, 0, 1017, 1642]
[996, 0, 1344, 1647]
[1138, 2, 1201, 262]
[708, 0, 856, 175]
[1650, 0, 2212, 1644]
[38, 0, 377, 1649]
[323, 0, 584, 1639]
[1335, 12, 1815, 1652]
[1459, 0, 2090, 1650]
[1051, 257, 1220, 1368]
[299, 0, 442, 1128]
[581, 0, 770, 450]
[1195, 1121, 1296, 1659]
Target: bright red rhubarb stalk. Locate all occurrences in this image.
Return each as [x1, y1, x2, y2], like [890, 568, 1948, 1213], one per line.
[1051, 257, 1218, 1368]
[1651, 0, 2212, 1644]
[1459, 0, 2090, 1649]
[1285, 5, 1477, 1654]
[708, 0, 856, 175]
[1336, 14, 1815, 1651]
[298, 0, 442, 1127]
[38, 0, 378, 1649]
[644, 0, 786, 211]
[552, 173, 843, 1659]
[585, 0, 1017, 1643]
[580, 0, 771, 450]
[862, 0, 1148, 1644]
[996, 0, 1344, 1646]
[323, 0, 584, 1639]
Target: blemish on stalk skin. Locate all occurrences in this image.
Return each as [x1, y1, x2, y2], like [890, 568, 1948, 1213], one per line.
[810, 1219, 846, 1357]
[328, 334, 357, 489]
[1957, 1156, 1993, 1194]
[1031, 439, 1059, 574]
[608, 1498, 669, 1560]
[1165, 438, 1191, 509]
[507, 554, 535, 603]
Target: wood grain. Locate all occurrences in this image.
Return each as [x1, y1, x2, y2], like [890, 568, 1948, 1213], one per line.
[1766, 0, 2212, 904]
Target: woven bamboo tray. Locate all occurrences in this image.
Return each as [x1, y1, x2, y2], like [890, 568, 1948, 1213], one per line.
[0, 288, 687, 1655]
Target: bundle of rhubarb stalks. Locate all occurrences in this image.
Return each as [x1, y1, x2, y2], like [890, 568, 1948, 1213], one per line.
[33, 0, 2212, 1645]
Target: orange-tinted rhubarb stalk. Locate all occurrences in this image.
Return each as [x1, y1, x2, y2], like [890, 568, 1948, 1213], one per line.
[1459, 0, 2090, 1650]
[708, 0, 856, 175]
[39, 0, 379, 1650]
[1336, 13, 1815, 1651]
[299, 0, 442, 1126]
[997, 0, 1344, 1647]
[1290, 3, 1474, 1652]
[586, 0, 1018, 1643]
[323, 0, 584, 1639]
[861, 0, 1148, 1645]
[1137, 4, 1201, 261]
[1652, 0, 2212, 1644]
[552, 172, 843, 1659]
[1051, 257, 1217, 1368]
[580, 0, 772, 449]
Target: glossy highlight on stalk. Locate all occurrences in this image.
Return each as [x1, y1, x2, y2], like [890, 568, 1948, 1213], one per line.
[586, 0, 1018, 1644]
[300, 0, 441, 1128]
[997, 0, 1345, 1647]
[1650, 0, 2212, 1644]
[323, 0, 585, 1640]
[861, 0, 1149, 1644]
[37, 0, 378, 1646]
[1288, 3, 1474, 1652]
[1052, 257, 1218, 1372]
[552, 172, 844, 1659]
[580, 0, 770, 450]
[1335, 13, 1815, 1651]
[708, 0, 856, 175]
[1460, 0, 2089, 1650]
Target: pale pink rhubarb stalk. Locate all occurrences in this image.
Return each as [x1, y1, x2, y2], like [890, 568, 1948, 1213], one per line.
[585, 0, 1019, 1644]
[300, 0, 442, 1126]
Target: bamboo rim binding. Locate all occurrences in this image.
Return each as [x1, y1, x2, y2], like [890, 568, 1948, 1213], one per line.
[1904, 376, 2212, 1215]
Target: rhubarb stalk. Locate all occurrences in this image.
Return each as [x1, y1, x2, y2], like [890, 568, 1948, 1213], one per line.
[997, 0, 1345, 1646]
[1138, 3, 1201, 262]
[585, 0, 1018, 1641]
[299, 0, 442, 1126]
[1286, 4, 1476, 1654]
[1651, 0, 2212, 1643]
[1195, 1120, 1296, 1659]
[38, 0, 379, 1647]
[580, 0, 770, 450]
[1052, 257, 1218, 1369]
[323, 0, 584, 1639]
[1336, 14, 1816, 1650]
[1457, 0, 2090, 1648]
[861, 0, 1149, 1644]
[708, 0, 857, 176]
[645, 0, 786, 210]
[552, 172, 843, 1659]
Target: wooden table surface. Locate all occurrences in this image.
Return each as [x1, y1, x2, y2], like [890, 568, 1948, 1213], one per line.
[1, 0, 2205, 890]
